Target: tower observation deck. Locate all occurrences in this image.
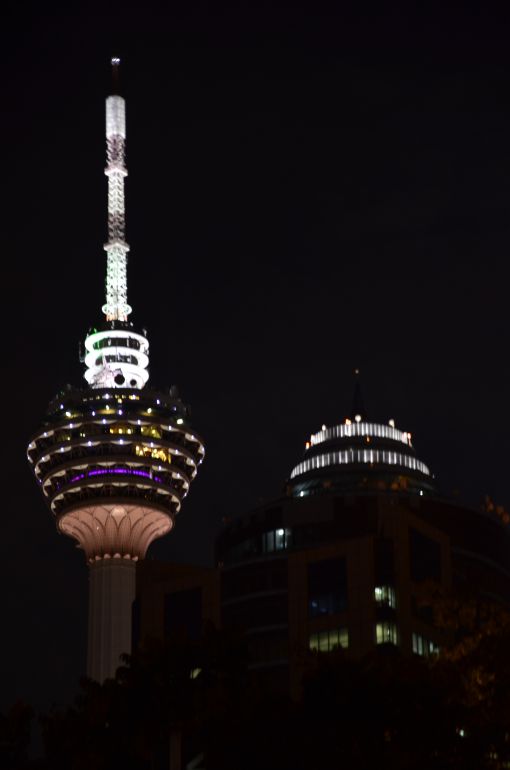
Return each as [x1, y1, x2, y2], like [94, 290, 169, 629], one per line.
[27, 60, 205, 682]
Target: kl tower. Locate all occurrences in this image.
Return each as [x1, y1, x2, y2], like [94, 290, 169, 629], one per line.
[27, 59, 205, 681]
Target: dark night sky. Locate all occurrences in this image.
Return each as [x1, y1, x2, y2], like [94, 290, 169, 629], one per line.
[3, 1, 510, 711]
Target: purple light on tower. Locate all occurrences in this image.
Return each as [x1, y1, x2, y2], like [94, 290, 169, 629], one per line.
[69, 468, 163, 484]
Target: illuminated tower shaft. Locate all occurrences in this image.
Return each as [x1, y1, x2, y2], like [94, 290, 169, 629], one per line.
[103, 94, 131, 321]
[88, 553, 137, 683]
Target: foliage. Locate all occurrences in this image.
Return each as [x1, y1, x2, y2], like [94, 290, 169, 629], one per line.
[30, 601, 510, 768]
[39, 624, 246, 770]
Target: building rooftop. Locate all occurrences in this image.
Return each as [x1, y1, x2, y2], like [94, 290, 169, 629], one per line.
[287, 378, 434, 498]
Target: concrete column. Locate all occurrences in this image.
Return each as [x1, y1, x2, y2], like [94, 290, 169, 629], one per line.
[87, 558, 137, 682]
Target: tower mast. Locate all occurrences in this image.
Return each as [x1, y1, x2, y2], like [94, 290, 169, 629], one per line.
[83, 58, 149, 390]
[103, 58, 131, 322]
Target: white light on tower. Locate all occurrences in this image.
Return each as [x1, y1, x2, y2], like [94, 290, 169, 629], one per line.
[83, 56, 149, 391]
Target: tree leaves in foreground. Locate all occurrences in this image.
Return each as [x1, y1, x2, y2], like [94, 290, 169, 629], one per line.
[36, 602, 510, 769]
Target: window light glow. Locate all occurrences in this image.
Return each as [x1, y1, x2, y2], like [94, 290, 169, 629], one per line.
[135, 444, 171, 463]
[376, 622, 398, 645]
[412, 632, 439, 657]
[374, 585, 396, 608]
[309, 627, 348, 652]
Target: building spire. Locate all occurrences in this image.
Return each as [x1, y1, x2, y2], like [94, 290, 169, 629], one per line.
[111, 56, 121, 92]
[83, 59, 149, 390]
[102, 57, 131, 322]
[349, 368, 366, 421]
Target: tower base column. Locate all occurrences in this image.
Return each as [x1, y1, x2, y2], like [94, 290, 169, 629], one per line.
[87, 558, 137, 682]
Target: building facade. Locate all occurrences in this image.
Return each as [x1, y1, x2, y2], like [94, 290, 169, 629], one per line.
[135, 398, 510, 698]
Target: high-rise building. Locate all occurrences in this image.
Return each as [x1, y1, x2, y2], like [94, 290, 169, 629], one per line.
[134, 382, 510, 702]
[27, 60, 205, 682]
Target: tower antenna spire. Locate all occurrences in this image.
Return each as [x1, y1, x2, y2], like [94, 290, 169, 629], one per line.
[83, 58, 149, 390]
[111, 56, 121, 93]
[350, 367, 366, 421]
[103, 57, 131, 322]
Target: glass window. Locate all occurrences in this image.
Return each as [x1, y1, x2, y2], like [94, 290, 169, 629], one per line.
[141, 425, 162, 438]
[263, 531, 275, 552]
[109, 423, 134, 435]
[262, 528, 291, 553]
[308, 557, 348, 617]
[275, 528, 287, 550]
[309, 627, 349, 652]
[375, 622, 398, 645]
[412, 632, 439, 657]
[374, 585, 396, 608]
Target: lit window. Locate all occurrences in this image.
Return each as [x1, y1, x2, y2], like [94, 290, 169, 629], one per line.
[141, 425, 161, 438]
[275, 528, 287, 550]
[374, 585, 396, 609]
[262, 528, 291, 553]
[412, 632, 439, 657]
[309, 627, 349, 652]
[109, 424, 134, 435]
[375, 622, 398, 645]
[135, 445, 170, 463]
